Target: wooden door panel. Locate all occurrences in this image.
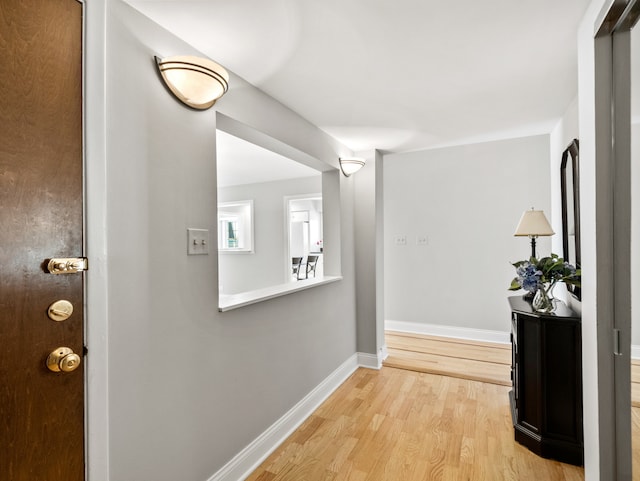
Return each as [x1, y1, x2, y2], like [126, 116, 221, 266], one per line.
[0, 0, 84, 480]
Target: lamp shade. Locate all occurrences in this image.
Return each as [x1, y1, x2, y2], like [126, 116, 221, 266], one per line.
[339, 157, 366, 177]
[514, 209, 555, 237]
[155, 55, 229, 110]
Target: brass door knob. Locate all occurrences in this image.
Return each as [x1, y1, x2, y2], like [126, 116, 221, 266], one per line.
[46, 347, 81, 373]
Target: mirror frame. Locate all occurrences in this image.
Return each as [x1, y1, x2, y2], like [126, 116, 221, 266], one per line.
[560, 138, 581, 299]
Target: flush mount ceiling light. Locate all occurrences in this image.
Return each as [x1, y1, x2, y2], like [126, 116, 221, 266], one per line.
[155, 55, 229, 110]
[339, 157, 366, 177]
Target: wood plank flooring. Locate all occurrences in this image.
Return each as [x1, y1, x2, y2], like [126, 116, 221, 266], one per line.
[633, 360, 640, 408]
[633, 407, 640, 480]
[384, 331, 512, 386]
[386, 331, 640, 405]
[246, 367, 584, 481]
[247, 332, 640, 480]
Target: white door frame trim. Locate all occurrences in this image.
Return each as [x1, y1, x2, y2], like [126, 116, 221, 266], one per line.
[84, 0, 110, 479]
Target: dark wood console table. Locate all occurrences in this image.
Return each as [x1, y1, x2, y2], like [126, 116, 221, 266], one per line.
[508, 296, 583, 466]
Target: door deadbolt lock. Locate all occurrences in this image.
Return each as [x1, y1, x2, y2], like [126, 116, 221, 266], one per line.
[46, 347, 81, 373]
[47, 300, 73, 322]
[47, 257, 88, 274]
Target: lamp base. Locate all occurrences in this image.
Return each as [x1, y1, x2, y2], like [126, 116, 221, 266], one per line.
[530, 237, 537, 260]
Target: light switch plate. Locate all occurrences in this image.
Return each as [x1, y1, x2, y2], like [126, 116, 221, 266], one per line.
[187, 228, 209, 255]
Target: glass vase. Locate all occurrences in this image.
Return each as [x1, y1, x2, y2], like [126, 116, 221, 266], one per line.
[532, 282, 557, 313]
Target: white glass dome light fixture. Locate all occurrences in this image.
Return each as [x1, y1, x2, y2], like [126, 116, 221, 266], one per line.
[155, 55, 229, 110]
[338, 157, 366, 177]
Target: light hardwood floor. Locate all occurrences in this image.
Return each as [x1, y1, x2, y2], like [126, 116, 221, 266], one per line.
[633, 360, 640, 408]
[384, 331, 512, 386]
[246, 367, 585, 481]
[247, 334, 640, 480]
[385, 332, 640, 408]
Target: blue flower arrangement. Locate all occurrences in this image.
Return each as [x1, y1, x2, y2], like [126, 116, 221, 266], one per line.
[509, 253, 581, 295]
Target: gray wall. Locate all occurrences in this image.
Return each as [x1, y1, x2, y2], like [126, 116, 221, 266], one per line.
[632, 20, 640, 347]
[633, 122, 640, 345]
[104, 2, 357, 480]
[384, 135, 551, 333]
[218, 176, 321, 294]
[354, 150, 385, 357]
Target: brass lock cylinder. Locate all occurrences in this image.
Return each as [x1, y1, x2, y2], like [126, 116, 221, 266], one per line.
[47, 300, 73, 322]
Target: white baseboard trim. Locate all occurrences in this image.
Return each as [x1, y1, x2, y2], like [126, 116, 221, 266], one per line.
[385, 319, 510, 345]
[632, 345, 640, 360]
[357, 352, 381, 369]
[208, 352, 374, 481]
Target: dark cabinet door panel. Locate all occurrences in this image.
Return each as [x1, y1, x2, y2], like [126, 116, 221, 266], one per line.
[509, 296, 583, 466]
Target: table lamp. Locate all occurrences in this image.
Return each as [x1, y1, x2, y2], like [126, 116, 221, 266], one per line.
[514, 208, 554, 259]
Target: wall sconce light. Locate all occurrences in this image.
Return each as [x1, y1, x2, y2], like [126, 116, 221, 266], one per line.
[339, 157, 366, 177]
[155, 55, 229, 110]
[514, 208, 555, 259]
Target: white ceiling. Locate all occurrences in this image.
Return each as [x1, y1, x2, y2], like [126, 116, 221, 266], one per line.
[128, 0, 593, 154]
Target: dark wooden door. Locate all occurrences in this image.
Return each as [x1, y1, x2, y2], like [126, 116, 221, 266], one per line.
[0, 0, 85, 480]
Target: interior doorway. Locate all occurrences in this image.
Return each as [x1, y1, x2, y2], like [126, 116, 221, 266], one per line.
[286, 195, 323, 280]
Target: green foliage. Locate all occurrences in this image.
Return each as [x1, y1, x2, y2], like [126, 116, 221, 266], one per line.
[535, 253, 581, 287]
[509, 253, 580, 293]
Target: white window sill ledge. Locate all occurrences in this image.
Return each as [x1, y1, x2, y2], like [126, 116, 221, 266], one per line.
[218, 275, 342, 312]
